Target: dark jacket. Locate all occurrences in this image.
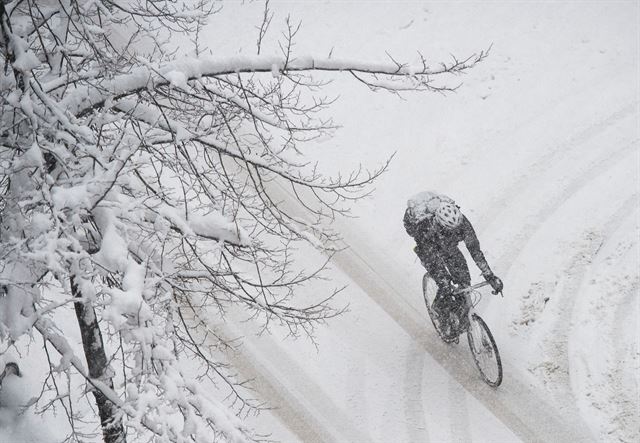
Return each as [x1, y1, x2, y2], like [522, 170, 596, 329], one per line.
[404, 208, 492, 275]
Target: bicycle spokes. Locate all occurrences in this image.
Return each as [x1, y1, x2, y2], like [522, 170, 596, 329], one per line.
[467, 314, 502, 387]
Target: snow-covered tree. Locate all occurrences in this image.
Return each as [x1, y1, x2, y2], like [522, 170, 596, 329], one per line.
[0, 1, 486, 441]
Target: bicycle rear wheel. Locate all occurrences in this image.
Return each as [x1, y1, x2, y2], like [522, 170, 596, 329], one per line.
[467, 313, 503, 387]
[422, 274, 457, 343]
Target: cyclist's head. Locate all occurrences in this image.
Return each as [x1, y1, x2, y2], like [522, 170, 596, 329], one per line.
[435, 202, 463, 230]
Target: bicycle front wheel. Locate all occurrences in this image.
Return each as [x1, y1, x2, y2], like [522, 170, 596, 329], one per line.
[467, 313, 503, 387]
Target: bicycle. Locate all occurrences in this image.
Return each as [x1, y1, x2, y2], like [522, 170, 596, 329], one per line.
[422, 274, 503, 387]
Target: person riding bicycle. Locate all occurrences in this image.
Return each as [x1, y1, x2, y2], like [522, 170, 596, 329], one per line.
[403, 191, 503, 320]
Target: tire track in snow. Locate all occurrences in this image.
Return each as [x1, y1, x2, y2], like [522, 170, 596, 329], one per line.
[560, 202, 640, 442]
[346, 351, 369, 437]
[403, 340, 470, 442]
[610, 278, 640, 441]
[538, 194, 638, 403]
[474, 101, 638, 234]
[402, 343, 430, 442]
[447, 376, 472, 443]
[612, 283, 640, 372]
[228, 330, 373, 443]
[495, 138, 638, 275]
[181, 308, 371, 443]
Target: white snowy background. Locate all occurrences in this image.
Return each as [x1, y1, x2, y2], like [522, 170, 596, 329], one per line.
[1, 1, 638, 442]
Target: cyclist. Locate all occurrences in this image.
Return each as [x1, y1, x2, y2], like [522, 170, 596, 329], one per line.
[403, 192, 503, 321]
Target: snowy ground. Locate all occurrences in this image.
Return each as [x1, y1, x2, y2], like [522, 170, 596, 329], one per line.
[1, 1, 638, 442]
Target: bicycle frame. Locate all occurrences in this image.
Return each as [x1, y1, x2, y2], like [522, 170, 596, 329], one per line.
[453, 281, 491, 333]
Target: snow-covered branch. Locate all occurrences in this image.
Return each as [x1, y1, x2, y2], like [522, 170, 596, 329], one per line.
[65, 52, 488, 117]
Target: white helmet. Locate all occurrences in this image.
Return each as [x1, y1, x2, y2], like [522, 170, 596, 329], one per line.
[435, 202, 463, 229]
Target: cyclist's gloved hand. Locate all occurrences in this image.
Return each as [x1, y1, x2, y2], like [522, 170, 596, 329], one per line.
[483, 272, 503, 294]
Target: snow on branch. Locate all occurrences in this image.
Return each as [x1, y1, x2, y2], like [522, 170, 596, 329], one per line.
[65, 51, 489, 117]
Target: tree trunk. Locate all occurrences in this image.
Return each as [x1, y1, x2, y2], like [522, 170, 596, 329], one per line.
[72, 278, 126, 443]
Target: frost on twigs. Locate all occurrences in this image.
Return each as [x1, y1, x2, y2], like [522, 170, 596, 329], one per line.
[0, 0, 485, 441]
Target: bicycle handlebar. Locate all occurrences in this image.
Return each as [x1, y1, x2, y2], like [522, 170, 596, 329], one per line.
[424, 272, 503, 296]
[454, 280, 502, 296]
[454, 281, 490, 294]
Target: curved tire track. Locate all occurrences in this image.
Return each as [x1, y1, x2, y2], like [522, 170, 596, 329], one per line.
[564, 203, 640, 442]
[475, 101, 638, 234]
[539, 194, 638, 401]
[495, 139, 638, 275]
[610, 279, 640, 442]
